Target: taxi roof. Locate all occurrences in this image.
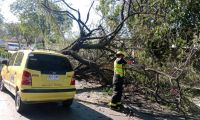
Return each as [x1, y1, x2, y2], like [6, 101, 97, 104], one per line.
[17, 49, 65, 57]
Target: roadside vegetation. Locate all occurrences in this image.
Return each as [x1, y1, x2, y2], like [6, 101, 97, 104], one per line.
[0, 49, 11, 58]
[0, 0, 200, 117]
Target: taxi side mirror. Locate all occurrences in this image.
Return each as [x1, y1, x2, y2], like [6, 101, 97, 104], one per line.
[2, 60, 8, 66]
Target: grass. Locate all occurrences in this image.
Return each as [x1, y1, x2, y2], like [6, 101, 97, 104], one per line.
[102, 87, 113, 95]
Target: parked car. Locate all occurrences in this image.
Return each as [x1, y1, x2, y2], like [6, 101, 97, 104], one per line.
[7, 42, 20, 51]
[0, 50, 76, 112]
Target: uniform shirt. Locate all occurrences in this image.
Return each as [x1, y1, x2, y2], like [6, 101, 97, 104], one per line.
[114, 58, 127, 77]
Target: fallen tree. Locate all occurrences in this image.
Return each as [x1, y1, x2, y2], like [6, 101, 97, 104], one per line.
[41, 0, 200, 115]
[42, 0, 142, 82]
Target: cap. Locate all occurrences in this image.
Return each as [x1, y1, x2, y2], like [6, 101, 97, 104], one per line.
[116, 51, 124, 56]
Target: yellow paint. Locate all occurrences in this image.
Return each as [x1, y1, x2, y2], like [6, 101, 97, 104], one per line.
[1, 50, 75, 102]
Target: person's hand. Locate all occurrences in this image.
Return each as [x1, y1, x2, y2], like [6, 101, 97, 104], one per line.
[127, 60, 133, 65]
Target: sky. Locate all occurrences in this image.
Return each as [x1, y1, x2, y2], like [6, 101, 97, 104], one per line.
[0, 0, 18, 22]
[0, 0, 100, 24]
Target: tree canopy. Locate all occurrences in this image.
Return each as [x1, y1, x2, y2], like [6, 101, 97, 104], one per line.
[9, 0, 72, 48]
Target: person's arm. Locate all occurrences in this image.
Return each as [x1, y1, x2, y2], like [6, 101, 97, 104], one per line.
[122, 58, 127, 64]
[118, 58, 127, 64]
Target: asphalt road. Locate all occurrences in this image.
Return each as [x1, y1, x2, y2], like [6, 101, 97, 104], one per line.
[0, 90, 112, 120]
[2, 86, 199, 120]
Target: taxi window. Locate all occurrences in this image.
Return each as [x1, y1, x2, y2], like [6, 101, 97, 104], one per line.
[9, 53, 18, 66]
[14, 52, 24, 66]
[26, 53, 73, 74]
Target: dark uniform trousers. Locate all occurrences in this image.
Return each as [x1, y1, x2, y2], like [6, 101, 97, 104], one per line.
[111, 74, 124, 104]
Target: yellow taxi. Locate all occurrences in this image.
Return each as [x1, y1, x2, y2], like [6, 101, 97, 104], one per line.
[0, 50, 76, 112]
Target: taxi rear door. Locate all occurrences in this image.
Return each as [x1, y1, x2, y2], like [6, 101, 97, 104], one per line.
[3, 52, 18, 92]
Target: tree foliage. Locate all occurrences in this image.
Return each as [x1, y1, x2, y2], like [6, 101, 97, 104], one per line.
[97, 0, 200, 114]
[0, 14, 4, 24]
[41, 0, 200, 114]
[10, 0, 72, 48]
[0, 0, 199, 115]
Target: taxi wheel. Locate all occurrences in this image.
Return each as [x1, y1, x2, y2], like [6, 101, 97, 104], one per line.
[15, 93, 26, 113]
[62, 99, 73, 108]
[0, 80, 6, 91]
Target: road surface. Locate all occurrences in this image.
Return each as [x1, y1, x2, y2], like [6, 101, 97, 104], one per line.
[1, 86, 199, 120]
[0, 90, 135, 120]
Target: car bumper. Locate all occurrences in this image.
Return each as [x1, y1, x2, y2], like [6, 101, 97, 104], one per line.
[20, 88, 76, 103]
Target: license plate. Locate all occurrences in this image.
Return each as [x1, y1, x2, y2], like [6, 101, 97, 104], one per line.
[48, 75, 59, 80]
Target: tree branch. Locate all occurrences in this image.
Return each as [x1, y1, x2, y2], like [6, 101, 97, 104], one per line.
[85, 1, 94, 24]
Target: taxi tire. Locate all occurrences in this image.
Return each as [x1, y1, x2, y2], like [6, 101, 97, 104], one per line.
[0, 80, 6, 91]
[15, 93, 26, 113]
[62, 99, 73, 108]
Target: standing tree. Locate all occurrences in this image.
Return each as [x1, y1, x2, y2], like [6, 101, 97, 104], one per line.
[10, 0, 72, 48]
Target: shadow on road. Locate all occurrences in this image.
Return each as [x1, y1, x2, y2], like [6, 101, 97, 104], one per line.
[2, 87, 200, 120]
[75, 86, 200, 120]
[77, 98, 200, 120]
[20, 102, 111, 120]
[3, 90, 111, 120]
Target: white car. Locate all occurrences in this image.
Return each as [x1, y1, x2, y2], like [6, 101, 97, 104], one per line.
[7, 42, 19, 51]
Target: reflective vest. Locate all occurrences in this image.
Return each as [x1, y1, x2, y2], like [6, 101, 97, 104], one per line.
[114, 60, 125, 77]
